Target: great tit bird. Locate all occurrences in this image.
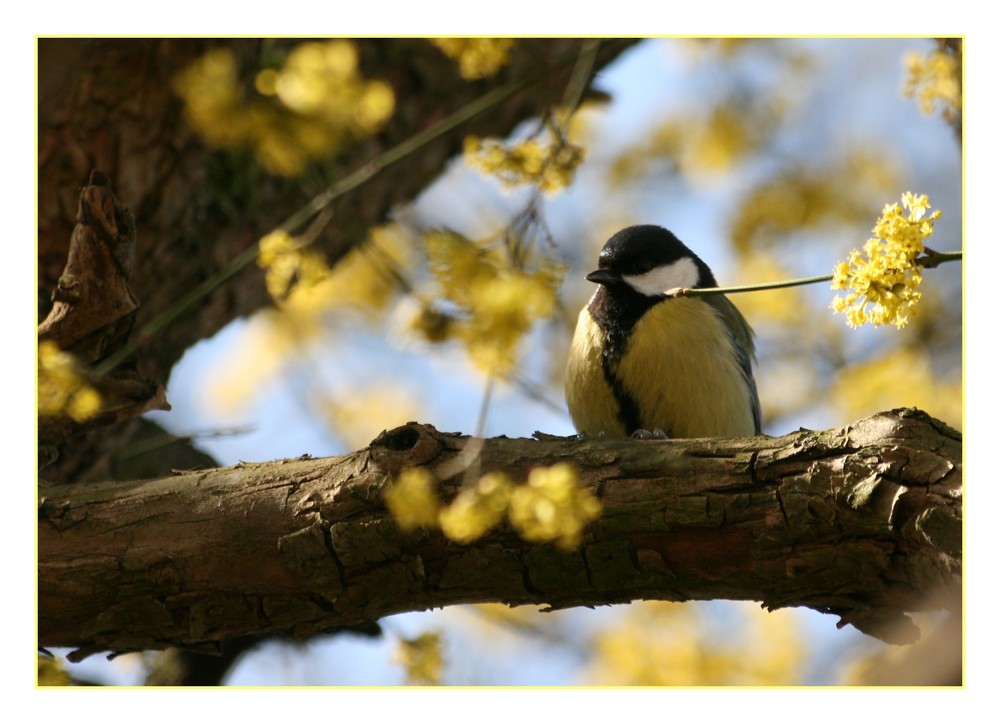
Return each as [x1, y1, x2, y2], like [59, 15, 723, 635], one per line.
[565, 225, 761, 438]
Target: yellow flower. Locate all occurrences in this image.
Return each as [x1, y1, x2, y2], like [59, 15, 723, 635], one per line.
[508, 464, 601, 549]
[438, 472, 514, 544]
[419, 230, 564, 376]
[37, 654, 71, 686]
[686, 105, 754, 175]
[430, 38, 515, 79]
[586, 602, 806, 686]
[318, 383, 421, 452]
[257, 229, 329, 299]
[831, 347, 962, 430]
[464, 133, 585, 194]
[176, 40, 394, 176]
[173, 48, 246, 147]
[903, 48, 961, 122]
[385, 468, 442, 531]
[831, 192, 940, 328]
[394, 631, 444, 685]
[462, 273, 559, 374]
[37, 341, 102, 422]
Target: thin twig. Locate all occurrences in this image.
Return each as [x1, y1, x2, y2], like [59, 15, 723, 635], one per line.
[672, 249, 962, 299]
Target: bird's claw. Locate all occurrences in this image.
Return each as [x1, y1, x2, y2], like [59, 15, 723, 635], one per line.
[630, 428, 670, 440]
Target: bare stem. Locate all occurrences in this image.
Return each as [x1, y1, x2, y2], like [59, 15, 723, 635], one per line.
[673, 249, 962, 299]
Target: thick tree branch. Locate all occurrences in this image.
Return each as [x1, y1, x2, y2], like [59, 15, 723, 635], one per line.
[38, 408, 961, 661]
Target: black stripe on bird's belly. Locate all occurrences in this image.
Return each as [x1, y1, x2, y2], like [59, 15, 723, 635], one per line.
[588, 285, 661, 435]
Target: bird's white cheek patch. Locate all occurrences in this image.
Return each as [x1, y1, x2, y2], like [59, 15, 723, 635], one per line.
[623, 257, 700, 296]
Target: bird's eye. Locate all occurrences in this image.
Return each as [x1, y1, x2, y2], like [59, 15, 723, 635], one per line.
[634, 261, 652, 275]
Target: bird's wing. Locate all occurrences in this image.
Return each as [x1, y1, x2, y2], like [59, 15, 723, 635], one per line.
[704, 294, 763, 434]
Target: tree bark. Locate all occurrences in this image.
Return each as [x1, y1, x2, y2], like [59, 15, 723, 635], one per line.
[38, 408, 961, 662]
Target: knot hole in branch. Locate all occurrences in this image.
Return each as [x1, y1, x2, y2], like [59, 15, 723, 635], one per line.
[372, 423, 423, 451]
[368, 423, 452, 474]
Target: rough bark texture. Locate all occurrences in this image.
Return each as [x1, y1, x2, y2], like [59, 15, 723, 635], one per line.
[38, 408, 961, 662]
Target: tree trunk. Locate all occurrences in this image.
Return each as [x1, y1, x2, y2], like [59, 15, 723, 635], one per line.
[38, 408, 961, 662]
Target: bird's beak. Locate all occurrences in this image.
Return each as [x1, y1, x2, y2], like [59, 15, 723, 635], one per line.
[586, 268, 620, 286]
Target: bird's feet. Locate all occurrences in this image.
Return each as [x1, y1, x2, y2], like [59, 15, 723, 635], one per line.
[630, 428, 670, 440]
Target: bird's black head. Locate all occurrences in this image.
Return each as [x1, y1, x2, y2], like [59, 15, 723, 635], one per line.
[588, 225, 717, 294]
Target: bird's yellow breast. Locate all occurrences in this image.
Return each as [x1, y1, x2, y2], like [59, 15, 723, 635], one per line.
[565, 297, 755, 438]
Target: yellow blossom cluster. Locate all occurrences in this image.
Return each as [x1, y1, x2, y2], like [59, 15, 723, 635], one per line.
[586, 602, 805, 686]
[674, 105, 756, 177]
[257, 224, 409, 311]
[508, 463, 603, 549]
[677, 38, 751, 60]
[384, 467, 442, 530]
[903, 48, 961, 123]
[257, 229, 329, 300]
[438, 472, 513, 544]
[37, 654, 71, 686]
[831, 192, 940, 328]
[385, 463, 601, 550]
[430, 38, 515, 79]
[393, 631, 443, 686]
[831, 347, 962, 430]
[174, 40, 395, 176]
[464, 133, 585, 195]
[318, 383, 421, 452]
[412, 230, 564, 376]
[608, 102, 779, 189]
[210, 224, 411, 417]
[37, 341, 102, 422]
[728, 150, 899, 251]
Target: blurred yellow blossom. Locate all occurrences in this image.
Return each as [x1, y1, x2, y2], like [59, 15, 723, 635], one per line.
[831, 192, 940, 328]
[213, 224, 413, 416]
[430, 38, 515, 79]
[393, 631, 444, 685]
[460, 273, 560, 374]
[729, 150, 899, 252]
[385, 468, 442, 531]
[172, 48, 247, 147]
[270, 40, 394, 132]
[387, 462, 599, 549]
[903, 48, 961, 122]
[37, 654, 71, 686]
[318, 383, 421, 451]
[306, 224, 412, 318]
[37, 341, 102, 422]
[416, 230, 563, 376]
[508, 464, 601, 549]
[609, 98, 783, 190]
[257, 229, 328, 299]
[587, 602, 806, 686]
[676, 38, 751, 60]
[438, 472, 514, 544]
[831, 347, 962, 430]
[258, 224, 410, 311]
[464, 132, 585, 194]
[175, 40, 394, 176]
[682, 105, 756, 176]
